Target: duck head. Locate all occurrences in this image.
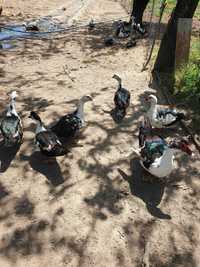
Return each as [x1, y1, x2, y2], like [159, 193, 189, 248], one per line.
[6, 91, 19, 117]
[80, 95, 93, 103]
[8, 91, 18, 100]
[112, 74, 122, 88]
[145, 94, 157, 105]
[169, 137, 193, 156]
[28, 111, 42, 123]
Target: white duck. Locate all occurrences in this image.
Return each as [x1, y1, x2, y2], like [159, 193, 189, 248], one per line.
[128, 121, 193, 178]
[0, 91, 23, 147]
[145, 94, 185, 128]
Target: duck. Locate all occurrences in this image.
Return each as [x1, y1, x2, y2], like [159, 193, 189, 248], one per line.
[88, 19, 95, 30]
[51, 95, 93, 139]
[129, 16, 146, 35]
[0, 91, 23, 147]
[113, 74, 130, 121]
[145, 94, 186, 128]
[114, 20, 129, 38]
[128, 120, 193, 178]
[29, 111, 69, 157]
[24, 21, 40, 32]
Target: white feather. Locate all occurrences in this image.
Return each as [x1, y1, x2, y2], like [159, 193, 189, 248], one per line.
[6, 91, 19, 118]
[10, 91, 18, 99]
[141, 148, 178, 178]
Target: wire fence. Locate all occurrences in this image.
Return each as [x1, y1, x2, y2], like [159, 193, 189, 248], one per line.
[0, 15, 130, 41]
[119, 0, 133, 14]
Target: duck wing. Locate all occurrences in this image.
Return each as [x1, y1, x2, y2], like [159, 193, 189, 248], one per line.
[157, 108, 185, 126]
[141, 135, 168, 168]
[36, 130, 69, 157]
[0, 115, 22, 145]
[51, 112, 82, 138]
[36, 131, 60, 150]
[114, 88, 130, 109]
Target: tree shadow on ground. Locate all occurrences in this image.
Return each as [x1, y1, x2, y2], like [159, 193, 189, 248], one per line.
[0, 219, 50, 262]
[0, 182, 9, 201]
[118, 158, 171, 219]
[14, 195, 35, 218]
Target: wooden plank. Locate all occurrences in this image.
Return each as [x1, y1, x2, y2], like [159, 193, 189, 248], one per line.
[175, 18, 192, 69]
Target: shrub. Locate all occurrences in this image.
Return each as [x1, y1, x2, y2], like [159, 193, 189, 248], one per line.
[175, 40, 200, 111]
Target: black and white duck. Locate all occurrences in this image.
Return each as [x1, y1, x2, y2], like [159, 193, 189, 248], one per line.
[114, 20, 129, 38]
[51, 95, 93, 139]
[113, 74, 130, 121]
[128, 120, 193, 178]
[145, 94, 186, 128]
[29, 111, 69, 157]
[0, 91, 23, 147]
[128, 16, 146, 35]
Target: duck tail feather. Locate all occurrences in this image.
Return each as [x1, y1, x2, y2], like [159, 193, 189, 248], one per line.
[44, 145, 69, 157]
[54, 146, 69, 156]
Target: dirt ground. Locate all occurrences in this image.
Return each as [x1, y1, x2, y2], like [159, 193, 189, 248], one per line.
[0, 1, 200, 266]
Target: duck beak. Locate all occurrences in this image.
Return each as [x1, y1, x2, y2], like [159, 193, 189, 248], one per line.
[87, 95, 93, 101]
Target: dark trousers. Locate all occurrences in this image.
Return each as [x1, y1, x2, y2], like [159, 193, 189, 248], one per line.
[131, 0, 150, 24]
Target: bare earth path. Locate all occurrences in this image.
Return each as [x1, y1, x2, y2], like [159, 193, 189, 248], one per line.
[0, 1, 200, 267]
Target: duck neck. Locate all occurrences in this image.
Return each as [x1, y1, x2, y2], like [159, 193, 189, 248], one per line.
[35, 120, 46, 134]
[148, 102, 157, 116]
[117, 80, 122, 90]
[76, 100, 85, 121]
[7, 98, 18, 117]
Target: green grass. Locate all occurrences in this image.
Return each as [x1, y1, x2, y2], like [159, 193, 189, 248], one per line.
[174, 38, 200, 131]
[147, 0, 200, 19]
[175, 38, 200, 103]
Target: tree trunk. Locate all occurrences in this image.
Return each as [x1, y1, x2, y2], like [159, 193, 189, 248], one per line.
[153, 0, 199, 73]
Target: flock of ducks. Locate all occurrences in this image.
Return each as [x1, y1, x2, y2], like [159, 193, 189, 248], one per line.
[0, 75, 193, 180]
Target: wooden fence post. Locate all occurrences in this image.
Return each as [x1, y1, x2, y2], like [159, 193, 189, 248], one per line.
[175, 18, 192, 69]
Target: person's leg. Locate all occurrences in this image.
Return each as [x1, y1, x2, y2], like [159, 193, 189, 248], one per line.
[131, 0, 149, 24]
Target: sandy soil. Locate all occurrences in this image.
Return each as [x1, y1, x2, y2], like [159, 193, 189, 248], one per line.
[0, 1, 200, 267]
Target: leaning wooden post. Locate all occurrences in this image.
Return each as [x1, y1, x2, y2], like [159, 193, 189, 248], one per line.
[175, 18, 192, 70]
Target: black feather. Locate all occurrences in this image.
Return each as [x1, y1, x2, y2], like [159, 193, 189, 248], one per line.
[29, 111, 42, 122]
[139, 123, 167, 166]
[114, 88, 130, 110]
[157, 108, 185, 127]
[164, 112, 186, 127]
[0, 115, 22, 146]
[36, 131, 68, 157]
[51, 112, 82, 138]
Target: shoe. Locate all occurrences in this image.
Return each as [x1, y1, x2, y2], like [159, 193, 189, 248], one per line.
[134, 23, 146, 34]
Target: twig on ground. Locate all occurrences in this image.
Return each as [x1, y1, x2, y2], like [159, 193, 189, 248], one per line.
[63, 65, 75, 82]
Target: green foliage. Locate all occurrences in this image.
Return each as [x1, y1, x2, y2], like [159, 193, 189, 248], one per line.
[175, 62, 200, 101]
[175, 39, 200, 111]
[147, 0, 200, 19]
